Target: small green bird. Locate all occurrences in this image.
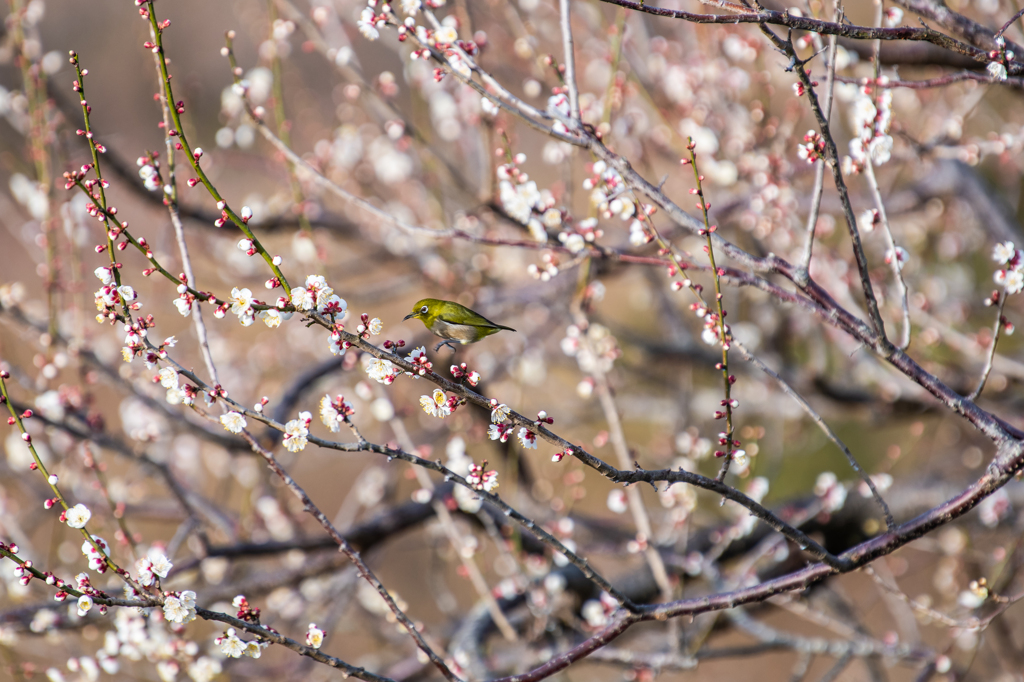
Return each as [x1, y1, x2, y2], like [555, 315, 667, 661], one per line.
[404, 298, 516, 351]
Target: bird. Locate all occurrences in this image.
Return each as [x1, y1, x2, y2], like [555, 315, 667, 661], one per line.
[404, 298, 516, 351]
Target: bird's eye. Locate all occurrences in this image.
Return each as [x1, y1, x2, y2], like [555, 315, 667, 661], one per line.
[420, 305, 428, 314]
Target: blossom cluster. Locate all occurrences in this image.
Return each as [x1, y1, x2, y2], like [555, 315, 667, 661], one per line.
[843, 81, 894, 173]
[691, 301, 731, 349]
[560, 323, 621, 374]
[163, 590, 198, 624]
[290, 274, 347, 317]
[796, 130, 825, 164]
[216, 627, 264, 659]
[320, 394, 355, 432]
[135, 550, 173, 586]
[449, 362, 480, 386]
[137, 155, 162, 192]
[157, 366, 200, 406]
[81, 535, 110, 572]
[283, 411, 312, 452]
[364, 355, 399, 384]
[986, 36, 1013, 82]
[993, 240, 1024, 295]
[405, 346, 433, 375]
[497, 153, 548, 227]
[813, 472, 847, 514]
[466, 461, 499, 492]
[420, 388, 456, 418]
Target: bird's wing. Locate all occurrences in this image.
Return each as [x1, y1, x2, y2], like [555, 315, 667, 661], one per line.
[437, 303, 516, 331]
[437, 307, 500, 328]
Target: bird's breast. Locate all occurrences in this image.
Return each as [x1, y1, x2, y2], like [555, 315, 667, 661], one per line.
[430, 318, 482, 344]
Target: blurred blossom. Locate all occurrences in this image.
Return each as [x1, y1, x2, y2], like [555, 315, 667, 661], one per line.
[369, 136, 413, 184]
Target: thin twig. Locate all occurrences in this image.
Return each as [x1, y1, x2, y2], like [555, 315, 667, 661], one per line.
[865, 158, 912, 349]
[867, 1, 911, 350]
[995, 8, 1024, 40]
[147, 24, 219, 386]
[594, 373, 674, 599]
[968, 290, 1008, 401]
[559, 0, 582, 121]
[798, 6, 841, 279]
[760, 26, 891, 346]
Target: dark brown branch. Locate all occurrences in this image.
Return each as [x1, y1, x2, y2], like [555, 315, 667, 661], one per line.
[594, 0, 1014, 72]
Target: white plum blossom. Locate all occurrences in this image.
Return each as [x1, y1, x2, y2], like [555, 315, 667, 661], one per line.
[306, 624, 325, 649]
[329, 331, 346, 356]
[150, 552, 173, 578]
[320, 394, 353, 432]
[136, 552, 172, 586]
[993, 241, 1015, 265]
[988, 61, 1008, 81]
[66, 504, 92, 529]
[230, 287, 253, 317]
[162, 591, 197, 624]
[814, 472, 848, 513]
[259, 309, 283, 327]
[318, 294, 347, 317]
[220, 629, 246, 658]
[77, 595, 94, 617]
[869, 134, 893, 164]
[847, 87, 894, 168]
[517, 427, 538, 449]
[290, 286, 315, 311]
[978, 488, 1010, 528]
[481, 96, 499, 117]
[499, 180, 542, 224]
[81, 536, 110, 571]
[94, 267, 113, 284]
[547, 92, 571, 118]
[731, 449, 750, 476]
[173, 297, 193, 317]
[368, 317, 383, 335]
[220, 412, 246, 434]
[157, 367, 178, 389]
[607, 490, 628, 514]
[283, 412, 311, 452]
[139, 162, 160, 191]
[581, 599, 609, 627]
[488, 424, 511, 442]
[491, 403, 510, 423]
[435, 26, 457, 44]
[365, 356, 398, 384]
[401, 0, 421, 15]
[187, 658, 221, 682]
[1004, 269, 1024, 295]
[420, 389, 451, 418]
[358, 8, 379, 40]
[629, 219, 649, 247]
[958, 582, 989, 609]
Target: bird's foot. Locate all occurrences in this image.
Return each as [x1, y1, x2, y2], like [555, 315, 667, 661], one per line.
[434, 340, 458, 352]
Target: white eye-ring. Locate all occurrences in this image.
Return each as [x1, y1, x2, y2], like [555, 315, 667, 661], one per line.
[420, 305, 428, 314]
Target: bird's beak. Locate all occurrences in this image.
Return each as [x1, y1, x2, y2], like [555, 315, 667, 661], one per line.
[403, 312, 417, 321]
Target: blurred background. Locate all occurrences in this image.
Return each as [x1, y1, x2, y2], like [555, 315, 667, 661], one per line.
[2, 0, 1024, 680]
